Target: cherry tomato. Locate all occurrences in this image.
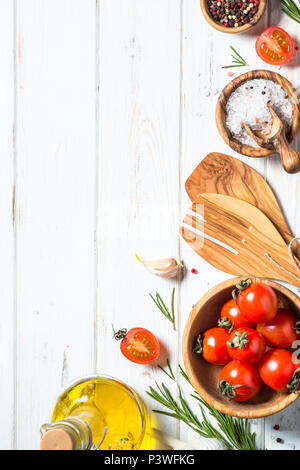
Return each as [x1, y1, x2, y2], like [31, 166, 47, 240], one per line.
[114, 327, 160, 364]
[193, 327, 231, 365]
[257, 309, 300, 349]
[259, 349, 300, 393]
[256, 26, 294, 65]
[227, 327, 266, 364]
[218, 360, 262, 402]
[234, 280, 278, 324]
[220, 298, 255, 330]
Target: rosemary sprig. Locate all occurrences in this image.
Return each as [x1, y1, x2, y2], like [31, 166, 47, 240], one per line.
[222, 46, 249, 69]
[147, 362, 257, 450]
[158, 359, 175, 381]
[150, 288, 176, 330]
[281, 0, 300, 23]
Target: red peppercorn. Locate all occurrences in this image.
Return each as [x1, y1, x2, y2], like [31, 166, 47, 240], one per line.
[191, 268, 198, 274]
[273, 425, 280, 431]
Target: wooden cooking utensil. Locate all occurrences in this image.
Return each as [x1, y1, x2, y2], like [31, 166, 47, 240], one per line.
[242, 105, 300, 174]
[185, 152, 300, 259]
[180, 193, 300, 288]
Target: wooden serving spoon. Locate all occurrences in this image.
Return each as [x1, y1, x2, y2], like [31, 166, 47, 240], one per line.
[242, 104, 300, 174]
[185, 152, 300, 259]
[180, 193, 300, 287]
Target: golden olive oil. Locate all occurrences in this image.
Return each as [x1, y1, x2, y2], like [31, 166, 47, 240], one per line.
[51, 377, 146, 450]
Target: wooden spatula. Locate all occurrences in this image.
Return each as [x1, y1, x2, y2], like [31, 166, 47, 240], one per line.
[180, 193, 300, 288]
[185, 152, 300, 259]
[242, 104, 300, 174]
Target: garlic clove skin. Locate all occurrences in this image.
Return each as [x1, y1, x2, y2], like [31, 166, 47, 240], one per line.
[143, 258, 183, 278]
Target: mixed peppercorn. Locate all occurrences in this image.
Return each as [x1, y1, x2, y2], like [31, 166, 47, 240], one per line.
[207, 0, 260, 28]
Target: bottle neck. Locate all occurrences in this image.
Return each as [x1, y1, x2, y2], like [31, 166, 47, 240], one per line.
[40, 417, 93, 450]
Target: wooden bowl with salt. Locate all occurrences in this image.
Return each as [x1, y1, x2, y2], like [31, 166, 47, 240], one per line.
[200, 0, 267, 34]
[216, 70, 300, 158]
[182, 277, 300, 419]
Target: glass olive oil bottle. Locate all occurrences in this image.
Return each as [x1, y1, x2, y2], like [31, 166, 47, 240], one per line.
[40, 375, 147, 450]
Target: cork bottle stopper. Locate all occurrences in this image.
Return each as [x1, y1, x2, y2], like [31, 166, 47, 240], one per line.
[40, 428, 75, 450]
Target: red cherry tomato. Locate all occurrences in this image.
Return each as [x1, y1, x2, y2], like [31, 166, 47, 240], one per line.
[193, 327, 231, 365]
[234, 280, 278, 324]
[220, 298, 255, 330]
[114, 327, 160, 364]
[218, 360, 262, 402]
[256, 26, 294, 66]
[257, 309, 300, 349]
[227, 327, 266, 364]
[259, 349, 300, 393]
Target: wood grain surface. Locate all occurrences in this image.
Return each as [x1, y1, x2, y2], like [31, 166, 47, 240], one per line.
[185, 152, 300, 258]
[243, 106, 300, 174]
[181, 193, 300, 287]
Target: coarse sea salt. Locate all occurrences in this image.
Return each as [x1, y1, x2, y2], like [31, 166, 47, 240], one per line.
[226, 79, 293, 147]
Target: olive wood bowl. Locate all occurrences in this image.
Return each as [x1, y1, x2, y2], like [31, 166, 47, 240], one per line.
[200, 0, 267, 34]
[216, 70, 300, 158]
[182, 277, 300, 418]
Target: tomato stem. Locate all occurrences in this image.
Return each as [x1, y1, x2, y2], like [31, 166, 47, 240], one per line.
[227, 331, 250, 350]
[295, 321, 300, 335]
[287, 367, 300, 393]
[218, 380, 251, 400]
[192, 334, 203, 355]
[232, 278, 252, 305]
[218, 317, 234, 333]
[112, 327, 127, 341]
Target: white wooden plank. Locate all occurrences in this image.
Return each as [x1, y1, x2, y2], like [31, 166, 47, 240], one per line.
[0, 0, 15, 450]
[97, 0, 182, 445]
[263, 3, 300, 451]
[180, 0, 268, 447]
[4, 0, 299, 450]
[15, 0, 97, 449]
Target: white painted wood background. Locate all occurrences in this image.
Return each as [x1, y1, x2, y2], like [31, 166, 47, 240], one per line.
[1, 0, 299, 450]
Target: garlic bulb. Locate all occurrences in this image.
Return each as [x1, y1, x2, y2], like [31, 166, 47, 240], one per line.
[136, 255, 183, 278]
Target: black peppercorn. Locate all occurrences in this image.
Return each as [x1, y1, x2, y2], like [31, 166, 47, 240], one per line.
[206, 0, 259, 27]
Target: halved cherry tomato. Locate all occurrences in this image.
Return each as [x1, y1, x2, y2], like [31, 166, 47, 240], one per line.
[256, 26, 294, 65]
[257, 309, 300, 349]
[193, 327, 231, 365]
[218, 360, 262, 402]
[234, 279, 278, 324]
[220, 298, 255, 330]
[227, 327, 266, 364]
[114, 327, 160, 364]
[259, 349, 300, 393]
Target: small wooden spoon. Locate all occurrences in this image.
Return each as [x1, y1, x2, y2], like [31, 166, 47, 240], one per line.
[242, 104, 300, 174]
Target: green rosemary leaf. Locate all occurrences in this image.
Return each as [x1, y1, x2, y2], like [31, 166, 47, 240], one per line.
[150, 288, 176, 330]
[170, 287, 175, 325]
[281, 0, 300, 23]
[179, 364, 191, 384]
[147, 362, 257, 450]
[222, 46, 249, 69]
[158, 359, 176, 381]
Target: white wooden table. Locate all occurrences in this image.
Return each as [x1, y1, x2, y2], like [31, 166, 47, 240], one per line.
[1, 0, 300, 450]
